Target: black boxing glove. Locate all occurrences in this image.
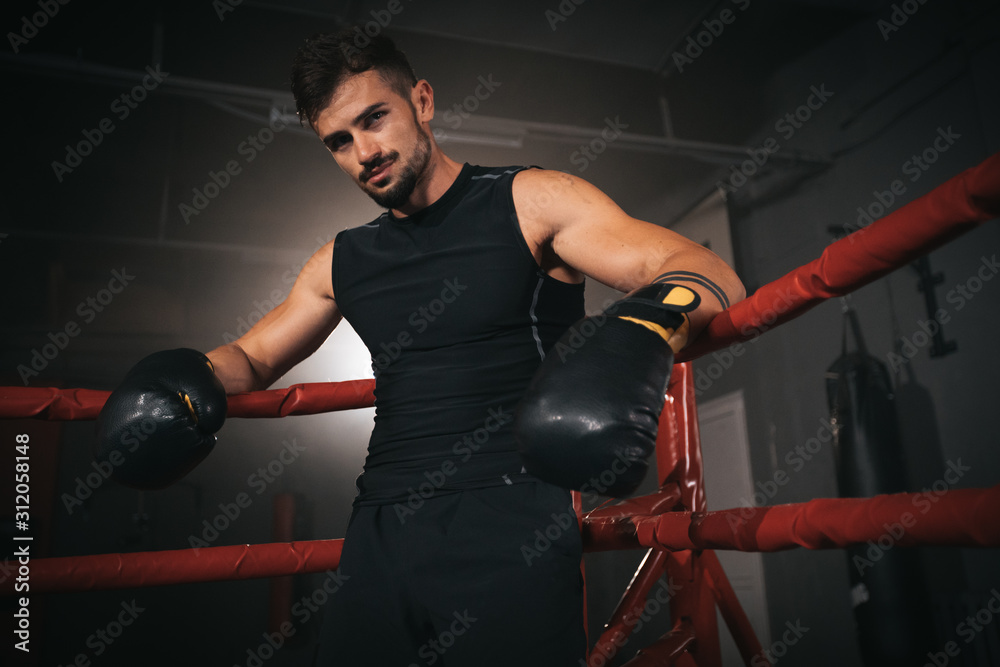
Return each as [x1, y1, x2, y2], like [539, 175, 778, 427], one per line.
[95, 348, 227, 489]
[515, 283, 699, 497]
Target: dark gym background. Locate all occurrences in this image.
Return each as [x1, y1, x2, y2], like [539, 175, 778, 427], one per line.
[1, 1, 998, 665]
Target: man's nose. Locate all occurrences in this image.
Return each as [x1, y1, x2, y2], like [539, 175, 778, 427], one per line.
[355, 135, 381, 166]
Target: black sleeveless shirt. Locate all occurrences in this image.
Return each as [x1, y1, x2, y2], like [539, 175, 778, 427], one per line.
[332, 164, 585, 506]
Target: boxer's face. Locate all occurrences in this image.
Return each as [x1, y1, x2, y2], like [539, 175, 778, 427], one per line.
[314, 70, 432, 210]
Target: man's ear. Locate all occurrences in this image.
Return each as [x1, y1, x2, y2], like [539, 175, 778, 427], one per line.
[411, 79, 435, 122]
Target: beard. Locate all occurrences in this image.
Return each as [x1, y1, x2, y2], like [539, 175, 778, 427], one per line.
[360, 126, 432, 211]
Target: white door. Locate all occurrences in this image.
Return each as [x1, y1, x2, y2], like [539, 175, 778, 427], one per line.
[698, 390, 772, 665]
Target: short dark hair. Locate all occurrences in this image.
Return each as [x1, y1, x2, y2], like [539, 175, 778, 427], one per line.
[290, 28, 418, 130]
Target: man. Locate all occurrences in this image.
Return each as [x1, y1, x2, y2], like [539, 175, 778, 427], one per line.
[96, 28, 744, 665]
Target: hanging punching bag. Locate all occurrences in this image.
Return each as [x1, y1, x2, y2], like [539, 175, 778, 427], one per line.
[893, 351, 968, 600]
[825, 307, 935, 666]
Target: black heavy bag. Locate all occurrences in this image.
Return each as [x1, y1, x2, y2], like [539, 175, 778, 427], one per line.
[893, 354, 967, 597]
[825, 308, 935, 666]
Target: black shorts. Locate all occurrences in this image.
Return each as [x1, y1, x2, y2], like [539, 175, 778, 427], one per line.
[314, 481, 587, 666]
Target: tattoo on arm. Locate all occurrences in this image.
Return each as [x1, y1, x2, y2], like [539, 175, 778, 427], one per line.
[653, 271, 731, 310]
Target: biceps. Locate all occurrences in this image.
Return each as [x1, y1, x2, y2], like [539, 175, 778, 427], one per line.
[553, 214, 705, 292]
[530, 171, 741, 300]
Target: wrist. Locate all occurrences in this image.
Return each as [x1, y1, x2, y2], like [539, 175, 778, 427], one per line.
[608, 283, 700, 353]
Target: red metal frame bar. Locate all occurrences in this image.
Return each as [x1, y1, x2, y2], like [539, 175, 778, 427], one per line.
[701, 550, 767, 665]
[588, 548, 670, 666]
[661, 365, 723, 667]
[622, 618, 697, 666]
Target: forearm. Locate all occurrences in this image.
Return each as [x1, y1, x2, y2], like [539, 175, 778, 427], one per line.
[206, 343, 269, 394]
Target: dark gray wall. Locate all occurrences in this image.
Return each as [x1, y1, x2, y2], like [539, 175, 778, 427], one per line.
[2, 1, 998, 666]
[687, 5, 1000, 666]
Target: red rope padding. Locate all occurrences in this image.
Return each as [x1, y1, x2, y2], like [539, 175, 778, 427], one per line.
[2, 539, 343, 594]
[225, 379, 374, 418]
[679, 150, 1000, 361]
[0, 387, 110, 421]
[633, 485, 1000, 553]
[0, 380, 376, 421]
[7, 486, 996, 595]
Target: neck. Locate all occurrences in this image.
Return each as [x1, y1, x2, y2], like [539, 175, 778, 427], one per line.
[391, 149, 463, 217]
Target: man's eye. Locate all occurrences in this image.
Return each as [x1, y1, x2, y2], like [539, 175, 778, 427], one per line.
[329, 136, 350, 151]
[367, 111, 386, 125]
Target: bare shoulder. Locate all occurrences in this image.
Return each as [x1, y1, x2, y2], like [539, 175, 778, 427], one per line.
[513, 169, 583, 238]
[513, 168, 625, 227]
[512, 168, 589, 217]
[512, 167, 576, 192]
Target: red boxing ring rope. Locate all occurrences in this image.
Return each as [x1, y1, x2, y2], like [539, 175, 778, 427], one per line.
[586, 485, 1000, 553]
[678, 150, 1000, 361]
[11, 484, 996, 595]
[0, 379, 376, 421]
[2, 151, 998, 666]
[13, 540, 345, 595]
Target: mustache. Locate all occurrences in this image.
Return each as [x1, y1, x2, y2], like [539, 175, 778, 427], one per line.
[360, 152, 400, 183]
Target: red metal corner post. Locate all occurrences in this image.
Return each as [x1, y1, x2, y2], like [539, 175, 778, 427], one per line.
[667, 362, 721, 667]
[665, 363, 706, 514]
